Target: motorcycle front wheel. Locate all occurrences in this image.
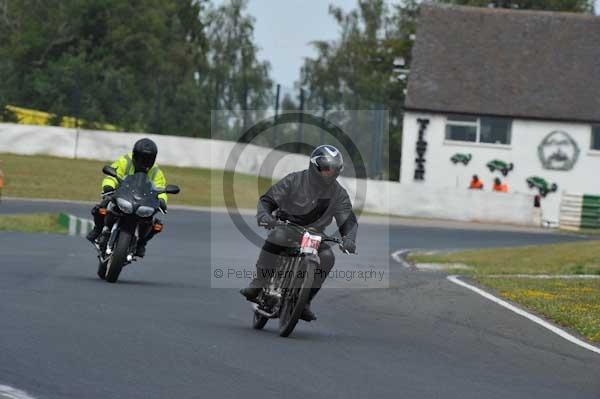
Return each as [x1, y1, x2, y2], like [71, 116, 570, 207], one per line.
[105, 229, 131, 283]
[278, 258, 314, 337]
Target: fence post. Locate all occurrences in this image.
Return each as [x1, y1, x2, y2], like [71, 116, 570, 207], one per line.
[272, 84, 281, 148]
[297, 88, 305, 153]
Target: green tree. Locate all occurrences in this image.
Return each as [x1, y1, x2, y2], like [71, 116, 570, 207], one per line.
[202, 0, 273, 140]
[0, 0, 273, 138]
[300, 0, 414, 180]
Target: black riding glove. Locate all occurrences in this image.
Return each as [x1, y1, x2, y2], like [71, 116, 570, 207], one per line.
[159, 198, 167, 212]
[102, 185, 114, 194]
[257, 214, 277, 229]
[342, 237, 356, 253]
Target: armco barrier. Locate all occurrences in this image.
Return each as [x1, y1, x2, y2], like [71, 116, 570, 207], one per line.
[2, 123, 537, 226]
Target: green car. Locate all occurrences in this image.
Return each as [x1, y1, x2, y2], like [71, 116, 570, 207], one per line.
[487, 159, 514, 176]
[450, 153, 472, 165]
[526, 176, 558, 197]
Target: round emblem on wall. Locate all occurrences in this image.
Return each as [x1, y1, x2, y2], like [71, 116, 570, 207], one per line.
[537, 131, 580, 171]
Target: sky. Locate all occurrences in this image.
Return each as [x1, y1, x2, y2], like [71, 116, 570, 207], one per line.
[245, 0, 361, 89]
[214, 0, 359, 90]
[215, 0, 600, 90]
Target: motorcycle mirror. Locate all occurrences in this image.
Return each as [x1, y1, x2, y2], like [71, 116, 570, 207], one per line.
[102, 165, 120, 181]
[165, 184, 180, 194]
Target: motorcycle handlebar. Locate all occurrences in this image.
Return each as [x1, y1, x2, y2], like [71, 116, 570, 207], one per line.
[267, 219, 355, 254]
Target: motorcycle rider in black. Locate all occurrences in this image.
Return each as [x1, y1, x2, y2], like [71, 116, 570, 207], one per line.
[240, 145, 358, 321]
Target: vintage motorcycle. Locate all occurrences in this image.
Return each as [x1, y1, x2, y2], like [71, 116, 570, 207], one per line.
[248, 220, 351, 337]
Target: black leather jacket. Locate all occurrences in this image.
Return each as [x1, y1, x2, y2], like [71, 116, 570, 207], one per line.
[257, 170, 358, 241]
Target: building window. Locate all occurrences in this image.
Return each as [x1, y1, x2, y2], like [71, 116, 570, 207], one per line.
[591, 126, 600, 150]
[445, 115, 512, 145]
[445, 115, 477, 142]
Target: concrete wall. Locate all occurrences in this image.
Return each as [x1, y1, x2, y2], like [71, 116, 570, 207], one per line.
[1, 122, 536, 225]
[401, 112, 600, 224]
[341, 178, 535, 225]
[0, 123, 309, 179]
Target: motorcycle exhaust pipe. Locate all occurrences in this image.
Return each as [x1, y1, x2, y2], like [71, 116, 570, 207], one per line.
[252, 304, 277, 318]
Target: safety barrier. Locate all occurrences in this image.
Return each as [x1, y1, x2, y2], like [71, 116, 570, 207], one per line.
[559, 192, 600, 230]
[58, 213, 94, 237]
[2, 123, 538, 226]
[5, 105, 119, 131]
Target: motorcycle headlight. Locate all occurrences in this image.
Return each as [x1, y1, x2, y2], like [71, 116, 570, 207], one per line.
[136, 205, 155, 217]
[116, 198, 133, 214]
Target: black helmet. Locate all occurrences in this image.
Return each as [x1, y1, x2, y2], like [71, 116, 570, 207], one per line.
[132, 138, 158, 173]
[309, 145, 344, 186]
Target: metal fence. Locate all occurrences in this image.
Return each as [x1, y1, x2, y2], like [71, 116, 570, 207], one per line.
[209, 83, 391, 180]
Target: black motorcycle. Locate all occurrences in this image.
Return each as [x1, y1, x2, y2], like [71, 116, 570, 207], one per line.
[249, 220, 351, 337]
[94, 165, 180, 283]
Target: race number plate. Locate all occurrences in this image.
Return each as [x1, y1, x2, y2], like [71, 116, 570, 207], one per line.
[300, 232, 322, 255]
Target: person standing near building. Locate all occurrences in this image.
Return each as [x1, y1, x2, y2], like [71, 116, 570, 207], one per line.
[468, 174, 483, 190]
[493, 177, 508, 192]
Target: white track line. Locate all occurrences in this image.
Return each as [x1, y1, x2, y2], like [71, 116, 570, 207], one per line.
[391, 250, 412, 268]
[485, 274, 600, 279]
[447, 275, 600, 356]
[0, 385, 37, 399]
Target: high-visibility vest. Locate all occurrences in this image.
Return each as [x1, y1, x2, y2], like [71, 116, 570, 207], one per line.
[493, 184, 508, 192]
[469, 180, 483, 189]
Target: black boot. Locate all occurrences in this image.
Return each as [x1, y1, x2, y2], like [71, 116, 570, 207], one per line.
[97, 230, 110, 252]
[135, 241, 147, 257]
[240, 277, 266, 300]
[86, 227, 102, 243]
[300, 303, 317, 321]
[300, 287, 321, 321]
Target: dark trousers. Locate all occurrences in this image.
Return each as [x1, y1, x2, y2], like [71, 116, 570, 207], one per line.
[256, 227, 335, 301]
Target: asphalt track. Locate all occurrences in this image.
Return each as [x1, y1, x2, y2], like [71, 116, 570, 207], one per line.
[0, 199, 599, 399]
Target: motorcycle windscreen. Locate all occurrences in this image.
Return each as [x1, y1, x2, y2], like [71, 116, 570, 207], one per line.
[117, 173, 160, 208]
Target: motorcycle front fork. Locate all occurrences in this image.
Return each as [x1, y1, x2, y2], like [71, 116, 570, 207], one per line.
[103, 221, 139, 257]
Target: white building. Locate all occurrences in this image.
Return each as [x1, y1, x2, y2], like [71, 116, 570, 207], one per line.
[401, 4, 600, 224]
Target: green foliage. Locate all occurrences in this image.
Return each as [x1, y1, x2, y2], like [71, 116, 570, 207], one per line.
[204, 0, 273, 139]
[0, 0, 272, 137]
[300, 0, 418, 180]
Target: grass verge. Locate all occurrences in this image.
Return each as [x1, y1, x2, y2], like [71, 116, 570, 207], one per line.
[0, 153, 272, 208]
[409, 240, 600, 276]
[477, 277, 600, 343]
[0, 213, 67, 234]
[409, 241, 600, 345]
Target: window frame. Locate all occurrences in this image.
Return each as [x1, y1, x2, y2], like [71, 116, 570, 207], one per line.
[444, 115, 512, 146]
[590, 125, 600, 151]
